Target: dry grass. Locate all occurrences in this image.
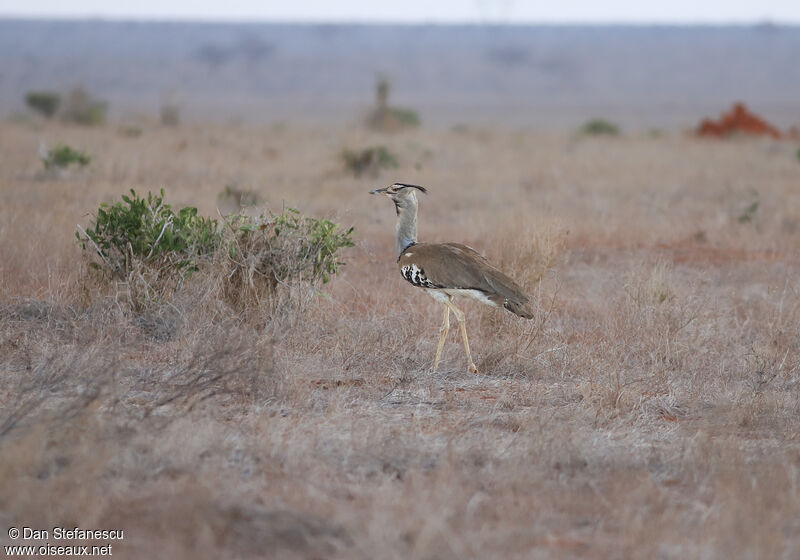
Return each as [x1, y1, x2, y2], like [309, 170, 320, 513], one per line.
[1, 119, 800, 558]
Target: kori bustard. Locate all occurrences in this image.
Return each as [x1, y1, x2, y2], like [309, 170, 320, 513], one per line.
[371, 183, 533, 373]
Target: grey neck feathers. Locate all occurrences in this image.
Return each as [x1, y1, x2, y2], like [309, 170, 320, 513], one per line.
[395, 193, 418, 256]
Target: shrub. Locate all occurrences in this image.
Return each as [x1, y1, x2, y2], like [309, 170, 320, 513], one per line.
[581, 119, 620, 136]
[217, 185, 261, 211]
[62, 87, 108, 125]
[77, 189, 219, 280]
[390, 107, 421, 127]
[366, 76, 421, 131]
[42, 144, 91, 170]
[222, 210, 354, 313]
[160, 103, 180, 126]
[118, 125, 143, 138]
[77, 190, 354, 315]
[25, 91, 60, 118]
[342, 146, 398, 178]
[796, 148, 800, 163]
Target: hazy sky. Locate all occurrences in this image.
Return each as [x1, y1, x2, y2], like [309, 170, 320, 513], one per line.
[1, 0, 799, 23]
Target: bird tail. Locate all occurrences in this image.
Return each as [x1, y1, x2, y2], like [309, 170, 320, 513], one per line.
[504, 299, 534, 319]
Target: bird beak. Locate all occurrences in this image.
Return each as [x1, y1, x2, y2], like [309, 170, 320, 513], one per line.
[369, 187, 387, 195]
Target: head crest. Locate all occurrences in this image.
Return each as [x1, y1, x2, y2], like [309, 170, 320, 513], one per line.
[393, 183, 427, 194]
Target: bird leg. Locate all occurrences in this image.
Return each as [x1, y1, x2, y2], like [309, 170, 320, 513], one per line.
[432, 305, 450, 372]
[444, 300, 479, 374]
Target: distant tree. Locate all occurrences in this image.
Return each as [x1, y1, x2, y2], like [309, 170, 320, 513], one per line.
[160, 91, 181, 126]
[581, 119, 620, 136]
[194, 44, 233, 69]
[62, 87, 108, 125]
[376, 76, 389, 112]
[25, 91, 61, 119]
[366, 75, 421, 132]
[237, 35, 274, 65]
[487, 45, 530, 66]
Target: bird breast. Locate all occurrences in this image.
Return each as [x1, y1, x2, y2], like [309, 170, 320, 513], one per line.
[400, 263, 439, 289]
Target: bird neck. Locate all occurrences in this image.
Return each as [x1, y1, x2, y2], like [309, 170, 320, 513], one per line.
[395, 195, 418, 256]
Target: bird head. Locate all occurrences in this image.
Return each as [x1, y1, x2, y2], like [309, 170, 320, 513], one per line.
[370, 183, 427, 210]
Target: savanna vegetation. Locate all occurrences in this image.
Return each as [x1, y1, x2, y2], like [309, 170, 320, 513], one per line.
[1, 117, 799, 559]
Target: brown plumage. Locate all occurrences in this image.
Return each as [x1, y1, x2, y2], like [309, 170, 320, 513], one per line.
[370, 182, 534, 373]
[397, 243, 533, 318]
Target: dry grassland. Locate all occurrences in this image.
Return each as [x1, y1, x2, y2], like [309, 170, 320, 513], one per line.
[1, 119, 800, 559]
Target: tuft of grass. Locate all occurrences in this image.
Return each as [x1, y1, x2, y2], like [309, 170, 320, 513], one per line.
[581, 118, 620, 136]
[492, 221, 569, 290]
[42, 144, 91, 170]
[62, 87, 108, 126]
[738, 192, 760, 224]
[624, 260, 675, 305]
[217, 185, 261, 211]
[342, 146, 398, 178]
[118, 124, 143, 138]
[738, 201, 759, 223]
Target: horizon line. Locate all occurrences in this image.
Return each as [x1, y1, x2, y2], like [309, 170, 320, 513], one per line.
[0, 14, 798, 27]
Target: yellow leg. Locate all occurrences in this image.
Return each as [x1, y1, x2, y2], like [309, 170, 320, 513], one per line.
[432, 305, 450, 371]
[444, 300, 479, 374]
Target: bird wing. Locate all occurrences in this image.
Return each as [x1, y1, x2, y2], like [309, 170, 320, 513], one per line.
[405, 243, 530, 307]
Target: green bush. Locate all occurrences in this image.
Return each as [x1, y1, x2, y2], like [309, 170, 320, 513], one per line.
[25, 91, 61, 119]
[796, 148, 800, 163]
[342, 146, 398, 177]
[42, 144, 91, 169]
[223, 209, 354, 313]
[390, 107, 421, 127]
[77, 189, 219, 279]
[581, 119, 620, 136]
[77, 190, 354, 314]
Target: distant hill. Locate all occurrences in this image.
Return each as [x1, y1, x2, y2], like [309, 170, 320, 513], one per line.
[1, 19, 798, 128]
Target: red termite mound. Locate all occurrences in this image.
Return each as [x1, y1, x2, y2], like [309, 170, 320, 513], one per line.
[696, 103, 783, 139]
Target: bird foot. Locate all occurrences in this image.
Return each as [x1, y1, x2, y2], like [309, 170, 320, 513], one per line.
[432, 362, 479, 374]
